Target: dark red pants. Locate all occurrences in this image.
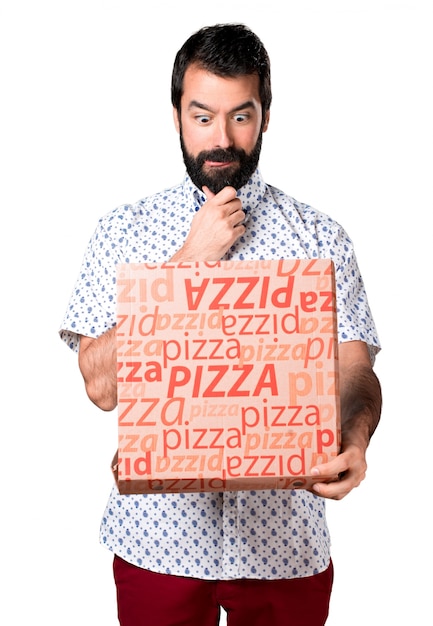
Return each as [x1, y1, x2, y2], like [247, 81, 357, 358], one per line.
[113, 555, 333, 626]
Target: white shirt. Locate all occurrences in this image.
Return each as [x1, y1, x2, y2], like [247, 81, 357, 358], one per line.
[60, 169, 380, 580]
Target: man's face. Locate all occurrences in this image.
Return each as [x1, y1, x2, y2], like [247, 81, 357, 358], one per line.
[174, 65, 269, 194]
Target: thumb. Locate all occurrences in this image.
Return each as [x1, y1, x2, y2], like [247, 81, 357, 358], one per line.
[202, 185, 215, 201]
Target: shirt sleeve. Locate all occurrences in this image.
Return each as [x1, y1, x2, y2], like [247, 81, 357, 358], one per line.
[331, 224, 381, 363]
[59, 219, 122, 352]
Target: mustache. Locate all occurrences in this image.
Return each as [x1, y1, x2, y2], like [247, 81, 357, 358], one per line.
[196, 147, 245, 166]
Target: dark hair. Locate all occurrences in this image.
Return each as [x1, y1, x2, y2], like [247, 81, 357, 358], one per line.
[171, 23, 272, 116]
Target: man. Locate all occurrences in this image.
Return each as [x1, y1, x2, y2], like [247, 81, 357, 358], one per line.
[60, 23, 381, 626]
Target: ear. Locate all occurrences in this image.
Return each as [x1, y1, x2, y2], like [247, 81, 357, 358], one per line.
[262, 110, 270, 133]
[173, 107, 181, 133]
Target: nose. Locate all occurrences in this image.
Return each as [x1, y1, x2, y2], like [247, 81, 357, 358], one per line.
[212, 118, 233, 149]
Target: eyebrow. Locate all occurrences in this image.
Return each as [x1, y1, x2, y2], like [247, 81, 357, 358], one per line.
[187, 100, 256, 114]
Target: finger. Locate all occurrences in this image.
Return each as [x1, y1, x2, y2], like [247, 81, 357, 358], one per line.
[311, 459, 347, 480]
[204, 185, 238, 204]
[231, 208, 246, 227]
[311, 481, 349, 501]
[202, 185, 215, 200]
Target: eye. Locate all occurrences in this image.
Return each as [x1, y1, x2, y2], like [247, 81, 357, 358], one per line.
[233, 113, 250, 123]
[195, 114, 211, 125]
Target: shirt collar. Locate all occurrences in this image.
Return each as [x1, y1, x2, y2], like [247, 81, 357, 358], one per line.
[183, 168, 267, 216]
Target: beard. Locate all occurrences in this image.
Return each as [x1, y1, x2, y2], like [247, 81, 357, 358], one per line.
[180, 130, 263, 194]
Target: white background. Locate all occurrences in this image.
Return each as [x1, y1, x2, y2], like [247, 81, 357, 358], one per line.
[1, 0, 431, 624]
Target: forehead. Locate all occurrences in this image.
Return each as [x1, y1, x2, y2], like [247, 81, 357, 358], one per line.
[181, 64, 261, 110]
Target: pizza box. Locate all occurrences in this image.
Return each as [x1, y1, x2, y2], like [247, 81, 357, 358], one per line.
[114, 259, 340, 494]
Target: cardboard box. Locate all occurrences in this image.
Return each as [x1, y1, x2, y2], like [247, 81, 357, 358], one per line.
[115, 259, 340, 494]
